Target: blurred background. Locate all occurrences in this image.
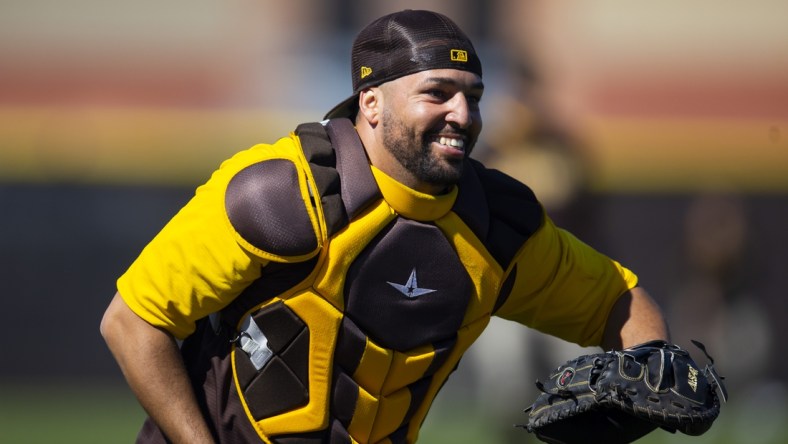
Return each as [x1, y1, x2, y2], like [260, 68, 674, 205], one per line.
[1, 0, 786, 443]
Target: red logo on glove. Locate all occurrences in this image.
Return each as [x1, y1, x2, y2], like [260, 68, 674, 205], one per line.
[557, 368, 575, 388]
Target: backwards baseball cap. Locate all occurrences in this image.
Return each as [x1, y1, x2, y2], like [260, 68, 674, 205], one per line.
[324, 9, 483, 120]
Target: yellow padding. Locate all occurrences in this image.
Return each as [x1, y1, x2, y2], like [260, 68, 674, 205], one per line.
[371, 166, 457, 221]
[313, 200, 395, 310]
[382, 345, 435, 395]
[404, 316, 490, 443]
[354, 338, 393, 395]
[348, 385, 379, 443]
[436, 213, 503, 324]
[369, 388, 411, 443]
[249, 291, 343, 437]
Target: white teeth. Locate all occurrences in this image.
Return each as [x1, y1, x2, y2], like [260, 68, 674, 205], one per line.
[439, 137, 464, 149]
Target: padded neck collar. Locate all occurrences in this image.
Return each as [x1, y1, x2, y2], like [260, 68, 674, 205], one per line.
[370, 166, 457, 221]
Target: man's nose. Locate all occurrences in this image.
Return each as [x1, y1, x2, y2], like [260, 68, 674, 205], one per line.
[445, 93, 472, 128]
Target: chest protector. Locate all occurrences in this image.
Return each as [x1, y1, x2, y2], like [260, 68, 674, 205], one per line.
[177, 118, 543, 444]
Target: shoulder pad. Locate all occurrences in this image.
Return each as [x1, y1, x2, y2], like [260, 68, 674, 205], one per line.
[225, 158, 321, 262]
[454, 159, 544, 267]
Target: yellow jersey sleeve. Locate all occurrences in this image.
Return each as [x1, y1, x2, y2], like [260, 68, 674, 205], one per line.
[494, 215, 639, 347]
[116, 138, 304, 339]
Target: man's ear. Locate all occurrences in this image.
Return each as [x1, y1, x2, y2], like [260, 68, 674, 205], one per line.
[357, 88, 381, 125]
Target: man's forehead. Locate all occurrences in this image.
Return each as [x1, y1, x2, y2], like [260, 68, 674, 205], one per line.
[396, 69, 484, 89]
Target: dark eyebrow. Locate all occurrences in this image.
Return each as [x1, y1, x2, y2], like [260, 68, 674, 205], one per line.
[421, 76, 485, 92]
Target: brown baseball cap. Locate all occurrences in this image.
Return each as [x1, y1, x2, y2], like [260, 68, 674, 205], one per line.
[324, 9, 483, 120]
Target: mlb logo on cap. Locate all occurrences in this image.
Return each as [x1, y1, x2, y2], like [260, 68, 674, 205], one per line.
[451, 49, 468, 62]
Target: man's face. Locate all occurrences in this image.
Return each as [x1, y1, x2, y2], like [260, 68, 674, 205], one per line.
[378, 69, 484, 191]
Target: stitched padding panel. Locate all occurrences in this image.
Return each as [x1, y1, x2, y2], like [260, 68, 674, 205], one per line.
[325, 119, 381, 220]
[334, 317, 367, 375]
[270, 430, 328, 444]
[296, 122, 348, 237]
[226, 160, 318, 257]
[329, 420, 353, 444]
[235, 301, 310, 420]
[450, 159, 490, 241]
[332, 372, 359, 425]
[296, 119, 381, 238]
[424, 336, 456, 377]
[455, 159, 543, 269]
[344, 218, 472, 351]
[401, 377, 432, 429]
[220, 259, 318, 334]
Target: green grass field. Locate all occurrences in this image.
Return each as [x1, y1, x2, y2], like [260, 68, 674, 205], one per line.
[0, 384, 146, 444]
[1, 383, 784, 444]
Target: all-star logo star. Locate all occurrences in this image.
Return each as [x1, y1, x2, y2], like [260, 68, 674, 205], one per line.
[387, 268, 437, 298]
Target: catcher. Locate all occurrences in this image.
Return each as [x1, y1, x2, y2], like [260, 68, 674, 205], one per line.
[99, 9, 703, 444]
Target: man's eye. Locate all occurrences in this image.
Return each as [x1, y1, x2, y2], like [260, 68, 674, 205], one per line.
[428, 89, 447, 99]
[466, 95, 481, 106]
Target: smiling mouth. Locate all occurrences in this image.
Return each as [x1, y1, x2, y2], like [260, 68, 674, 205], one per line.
[437, 136, 465, 150]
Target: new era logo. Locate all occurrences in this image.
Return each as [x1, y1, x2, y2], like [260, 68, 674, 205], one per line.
[450, 49, 468, 62]
[360, 66, 373, 79]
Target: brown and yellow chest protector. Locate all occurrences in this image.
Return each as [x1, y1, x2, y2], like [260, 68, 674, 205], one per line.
[188, 118, 542, 444]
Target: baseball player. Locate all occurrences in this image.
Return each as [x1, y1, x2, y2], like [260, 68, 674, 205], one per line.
[101, 10, 677, 444]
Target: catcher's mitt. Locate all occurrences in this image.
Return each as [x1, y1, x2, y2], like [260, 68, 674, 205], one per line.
[521, 340, 727, 444]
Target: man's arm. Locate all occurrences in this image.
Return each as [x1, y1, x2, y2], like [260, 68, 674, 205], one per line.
[100, 292, 216, 444]
[601, 286, 670, 350]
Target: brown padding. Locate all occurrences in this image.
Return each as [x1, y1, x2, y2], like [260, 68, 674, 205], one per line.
[244, 356, 308, 420]
[329, 419, 353, 444]
[465, 159, 543, 268]
[220, 259, 318, 333]
[253, 301, 306, 353]
[296, 121, 348, 237]
[451, 158, 490, 241]
[225, 160, 318, 257]
[280, 328, 310, 387]
[334, 317, 367, 374]
[424, 336, 456, 377]
[344, 218, 473, 351]
[271, 430, 328, 444]
[402, 377, 432, 426]
[325, 118, 381, 220]
[234, 302, 311, 421]
[332, 372, 360, 425]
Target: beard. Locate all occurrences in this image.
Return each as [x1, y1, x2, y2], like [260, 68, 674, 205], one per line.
[381, 108, 470, 189]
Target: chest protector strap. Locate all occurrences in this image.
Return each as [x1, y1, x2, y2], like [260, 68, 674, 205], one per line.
[220, 118, 381, 331]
